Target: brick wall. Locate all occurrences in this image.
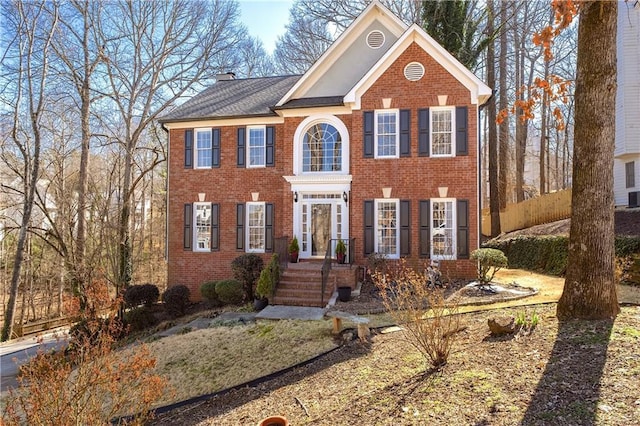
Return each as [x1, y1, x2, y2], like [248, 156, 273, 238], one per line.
[167, 42, 480, 300]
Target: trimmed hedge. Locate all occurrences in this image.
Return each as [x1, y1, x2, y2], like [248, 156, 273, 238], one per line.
[124, 306, 158, 332]
[123, 284, 160, 308]
[484, 235, 640, 276]
[200, 281, 221, 306]
[215, 279, 244, 305]
[162, 285, 191, 317]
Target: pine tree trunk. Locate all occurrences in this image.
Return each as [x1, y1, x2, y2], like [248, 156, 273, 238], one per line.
[487, 0, 500, 237]
[498, 1, 509, 209]
[557, 1, 619, 320]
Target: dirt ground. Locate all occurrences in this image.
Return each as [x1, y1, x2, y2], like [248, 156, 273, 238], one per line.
[151, 304, 640, 426]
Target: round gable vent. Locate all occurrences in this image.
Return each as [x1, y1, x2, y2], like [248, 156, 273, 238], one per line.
[404, 62, 425, 81]
[366, 30, 385, 49]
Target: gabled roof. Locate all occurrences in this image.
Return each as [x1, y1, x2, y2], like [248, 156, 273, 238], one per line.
[276, 0, 407, 107]
[344, 24, 492, 107]
[159, 75, 301, 123]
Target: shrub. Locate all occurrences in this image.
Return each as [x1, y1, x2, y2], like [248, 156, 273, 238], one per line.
[69, 317, 126, 347]
[470, 248, 508, 285]
[231, 254, 264, 301]
[484, 236, 569, 275]
[373, 259, 461, 370]
[2, 314, 166, 425]
[200, 281, 221, 306]
[162, 285, 191, 317]
[123, 283, 160, 308]
[124, 306, 158, 332]
[215, 279, 244, 305]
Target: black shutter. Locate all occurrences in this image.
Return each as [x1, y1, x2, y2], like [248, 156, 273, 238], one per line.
[236, 204, 245, 250]
[419, 200, 430, 257]
[456, 106, 468, 156]
[266, 126, 275, 167]
[183, 203, 192, 250]
[418, 108, 430, 156]
[210, 203, 219, 251]
[237, 128, 246, 167]
[184, 129, 193, 168]
[400, 200, 410, 256]
[363, 111, 374, 158]
[212, 129, 220, 168]
[457, 199, 469, 259]
[399, 110, 411, 157]
[265, 203, 274, 252]
[364, 200, 374, 255]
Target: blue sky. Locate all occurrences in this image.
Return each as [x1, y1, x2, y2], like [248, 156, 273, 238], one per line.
[238, 0, 293, 54]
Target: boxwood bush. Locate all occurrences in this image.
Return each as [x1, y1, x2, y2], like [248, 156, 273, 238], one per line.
[200, 280, 221, 306]
[484, 235, 640, 277]
[123, 283, 160, 308]
[162, 285, 191, 317]
[124, 306, 158, 332]
[214, 279, 244, 305]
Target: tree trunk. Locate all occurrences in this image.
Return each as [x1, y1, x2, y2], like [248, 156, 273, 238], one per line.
[498, 1, 509, 209]
[487, 0, 500, 237]
[557, 1, 619, 320]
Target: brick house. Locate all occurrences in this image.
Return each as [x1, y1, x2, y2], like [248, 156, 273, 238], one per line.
[159, 1, 491, 304]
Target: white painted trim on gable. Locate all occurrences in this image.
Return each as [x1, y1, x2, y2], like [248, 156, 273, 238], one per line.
[276, 0, 407, 107]
[344, 24, 492, 108]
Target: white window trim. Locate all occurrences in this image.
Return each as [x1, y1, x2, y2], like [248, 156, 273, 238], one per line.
[193, 202, 211, 252]
[293, 114, 350, 176]
[430, 107, 456, 158]
[247, 125, 266, 168]
[195, 128, 212, 169]
[430, 198, 457, 260]
[374, 198, 400, 259]
[374, 109, 399, 159]
[246, 201, 265, 253]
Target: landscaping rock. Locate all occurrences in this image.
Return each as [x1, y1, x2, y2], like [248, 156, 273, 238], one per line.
[487, 316, 516, 336]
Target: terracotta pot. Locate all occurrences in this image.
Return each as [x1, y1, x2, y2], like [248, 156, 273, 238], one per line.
[289, 252, 298, 263]
[257, 415, 289, 426]
[336, 253, 346, 264]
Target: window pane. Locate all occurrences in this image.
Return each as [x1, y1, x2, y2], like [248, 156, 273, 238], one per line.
[196, 130, 212, 167]
[248, 204, 265, 251]
[249, 128, 265, 166]
[432, 201, 453, 256]
[626, 161, 635, 188]
[195, 203, 211, 250]
[376, 112, 397, 157]
[431, 110, 452, 156]
[377, 201, 397, 255]
[303, 123, 342, 172]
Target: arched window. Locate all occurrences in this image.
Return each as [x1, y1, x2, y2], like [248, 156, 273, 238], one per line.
[302, 123, 342, 172]
[293, 115, 349, 175]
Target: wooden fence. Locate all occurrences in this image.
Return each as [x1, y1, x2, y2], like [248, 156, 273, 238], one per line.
[482, 189, 572, 236]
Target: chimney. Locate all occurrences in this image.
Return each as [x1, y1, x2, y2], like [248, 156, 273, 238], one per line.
[216, 72, 236, 81]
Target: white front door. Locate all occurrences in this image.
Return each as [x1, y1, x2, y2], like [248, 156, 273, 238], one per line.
[298, 194, 347, 259]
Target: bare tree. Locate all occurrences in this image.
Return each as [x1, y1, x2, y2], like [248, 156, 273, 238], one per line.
[93, 0, 246, 295]
[1, 0, 59, 341]
[498, 1, 509, 208]
[238, 36, 276, 78]
[486, 0, 500, 237]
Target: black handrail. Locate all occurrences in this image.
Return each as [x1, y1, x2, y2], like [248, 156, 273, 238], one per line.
[320, 238, 356, 306]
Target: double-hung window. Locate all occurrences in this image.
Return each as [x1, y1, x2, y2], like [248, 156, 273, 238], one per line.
[375, 110, 399, 158]
[626, 161, 636, 188]
[431, 107, 455, 157]
[375, 199, 399, 258]
[195, 129, 212, 168]
[247, 202, 265, 252]
[194, 202, 211, 251]
[431, 199, 455, 258]
[248, 126, 266, 167]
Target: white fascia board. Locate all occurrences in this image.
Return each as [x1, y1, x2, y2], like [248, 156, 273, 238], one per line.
[345, 24, 492, 108]
[275, 1, 407, 107]
[278, 105, 353, 118]
[162, 116, 284, 130]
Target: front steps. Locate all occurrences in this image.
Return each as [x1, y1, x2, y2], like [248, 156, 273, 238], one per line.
[272, 262, 358, 307]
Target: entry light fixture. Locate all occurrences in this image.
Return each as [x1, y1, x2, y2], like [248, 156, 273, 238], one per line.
[343, 191, 348, 203]
[294, 191, 298, 203]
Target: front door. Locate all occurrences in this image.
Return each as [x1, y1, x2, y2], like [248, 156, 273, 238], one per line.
[311, 203, 331, 256]
[298, 193, 347, 259]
